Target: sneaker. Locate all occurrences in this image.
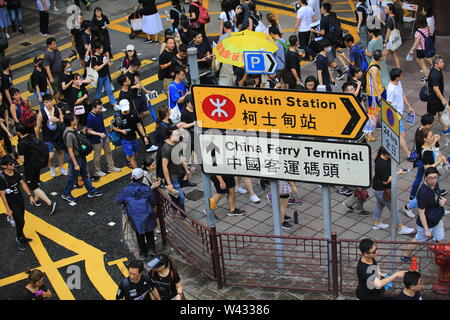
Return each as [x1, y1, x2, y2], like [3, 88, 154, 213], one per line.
[259, 179, 267, 190]
[33, 200, 42, 207]
[16, 238, 26, 251]
[282, 221, 293, 230]
[372, 223, 389, 230]
[144, 39, 153, 44]
[20, 237, 33, 243]
[18, 28, 25, 34]
[288, 197, 296, 204]
[91, 176, 100, 182]
[39, 33, 48, 37]
[356, 210, 371, 216]
[50, 167, 56, 177]
[338, 187, 353, 196]
[102, 107, 107, 112]
[146, 145, 158, 152]
[343, 202, 354, 211]
[441, 128, 450, 135]
[236, 186, 248, 194]
[95, 171, 106, 177]
[6, 216, 15, 227]
[59, 167, 68, 176]
[6, 33, 10, 39]
[420, 77, 427, 84]
[61, 194, 76, 203]
[88, 190, 104, 198]
[398, 225, 415, 235]
[49, 202, 57, 215]
[53, 6, 58, 11]
[155, 229, 161, 234]
[402, 205, 415, 218]
[147, 250, 156, 257]
[266, 194, 272, 204]
[249, 194, 261, 203]
[400, 256, 412, 264]
[440, 189, 447, 196]
[227, 208, 246, 216]
[284, 215, 292, 222]
[108, 167, 121, 173]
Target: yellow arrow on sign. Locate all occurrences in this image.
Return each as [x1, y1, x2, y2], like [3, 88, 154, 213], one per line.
[192, 85, 368, 139]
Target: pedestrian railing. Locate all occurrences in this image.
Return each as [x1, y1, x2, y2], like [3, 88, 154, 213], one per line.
[157, 192, 450, 298]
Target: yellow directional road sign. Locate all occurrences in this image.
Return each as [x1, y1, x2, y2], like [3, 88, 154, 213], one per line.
[192, 86, 368, 139]
[381, 99, 402, 163]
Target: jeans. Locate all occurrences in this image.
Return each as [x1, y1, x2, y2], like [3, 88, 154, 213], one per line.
[373, 189, 401, 226]
[8, 8, 23, 29]
[34, 90, 49, 110]
[410, 160, 424, 198]
[95, 75, 116, 105]
[170, 179, 185, 213]
[298, 31, 315, 59]
[64, 156, 96, 196]
[39, 11, 49, 35]
[358, 25, 369, 50]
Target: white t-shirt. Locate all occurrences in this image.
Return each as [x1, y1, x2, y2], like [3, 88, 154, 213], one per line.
[426, 16, 435, 35]
[386, 81, 404, 115]
[297, 6, 314, 32]
[219, 10, 236, 24]
[307, 0, 321, 20]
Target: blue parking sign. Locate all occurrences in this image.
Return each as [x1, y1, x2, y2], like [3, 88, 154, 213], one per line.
[243, 51, 278, 75]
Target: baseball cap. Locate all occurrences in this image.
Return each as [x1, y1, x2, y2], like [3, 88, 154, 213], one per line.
[131, 168, 144, 180]
[125, 44, 135, 52]
[34, 57, 43, 64]
[119, 99, 130, 112]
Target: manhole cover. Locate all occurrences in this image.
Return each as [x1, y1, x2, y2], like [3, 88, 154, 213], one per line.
[21, 42, 31, 47]
[186, 189, 203, 201]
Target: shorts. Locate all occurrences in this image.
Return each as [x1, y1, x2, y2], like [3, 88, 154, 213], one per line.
[279, 180, 292, 196]
[415, 220, 444, 242]
[121, 139, 139, 157]
[416, 49, 425, 59]
[24, 165, 41, 191]
[212, 175, 236, 194]
[326, 45, 337, 64]
[367, 90, 387, 108]
[133, 96, 148, 115]
[45, 141, 63, 152]
[427, 101, 446, 116]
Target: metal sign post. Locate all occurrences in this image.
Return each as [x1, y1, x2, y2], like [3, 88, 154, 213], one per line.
[269, 180, 285, 270]
[189, 47, 216, 227]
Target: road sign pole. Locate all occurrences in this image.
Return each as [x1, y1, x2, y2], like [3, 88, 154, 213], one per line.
[390, 160, 398, 274]
[322, 185, 332, 270]
[269, 180, 284, 270]
[189, 47, 216, 227]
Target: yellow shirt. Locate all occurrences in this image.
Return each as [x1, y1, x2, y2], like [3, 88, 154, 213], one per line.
[366, 60, 383, 97]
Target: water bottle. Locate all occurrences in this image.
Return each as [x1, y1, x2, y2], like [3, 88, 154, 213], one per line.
[293, 211, 299, 224]
[7, 216, 16, 227]
[406, 53, 414, 62]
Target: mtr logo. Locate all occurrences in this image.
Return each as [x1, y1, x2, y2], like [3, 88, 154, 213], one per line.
[202, 95, 236, 122]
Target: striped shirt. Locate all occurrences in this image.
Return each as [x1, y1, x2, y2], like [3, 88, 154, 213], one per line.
[415, 27, 430, 51]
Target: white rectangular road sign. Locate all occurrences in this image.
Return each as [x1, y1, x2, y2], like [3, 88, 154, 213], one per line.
[382, 122, 400, 164]
[200, 133, 372, 188]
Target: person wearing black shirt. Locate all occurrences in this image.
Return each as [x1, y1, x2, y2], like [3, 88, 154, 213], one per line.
[64, 73, 90, 114]
[179, 15, 193, 46]
[396, 271, 423, 300]
[70, 12, 91, 60]
[158, 37, 178, 92]
[91, 8, 112, 58]
[20, 269, 53, 300]
[169, 0, 184, 32]
[315, 40, 332, 91]
[155, 106, 173, 179]
[427, 56, 449, 134]
[188, 32, 212, 71]
[355, 0, 369, 50]
[31, 57, 53, 110]
[356, 238, 407, 300]
[170, 44, 189, 77]
[116, 260, 153, 300]
[150, 254, 184, 300]
[188, 0, 208, 45]
[372, 147, 415, 234]
[0, 156, 36, 251]
[91, 41, 118, 109]
[117, 74, 137, 112]
[285, 35, 302, 89]
[137, 0, 164, 44]
[0, 58, 13, 107]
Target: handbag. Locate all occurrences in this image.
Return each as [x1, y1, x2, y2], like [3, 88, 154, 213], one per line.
[383, 189, 392, 202]
[388, 18, 402, 51]
[130, 11, 143, 31]
[354, 189, 369, 201]
[74, 105, 85, 116]
[169, 105, 182, 123]
[86, 67, 98, 88]
[440, 104, 450, 127]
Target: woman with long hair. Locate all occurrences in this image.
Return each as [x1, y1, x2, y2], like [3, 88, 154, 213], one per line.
[219, 0, 235, 34]
[121, 44, 138, 75]
[21, 269, 53, 300]
[150, 254, 184, 300]
[408, 15, 434, 83]
[382, 3, 401, 68]
[422, 3, 435, 44]
[91, 7, 113, 59]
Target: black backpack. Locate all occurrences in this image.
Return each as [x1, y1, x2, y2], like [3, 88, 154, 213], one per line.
[328, 13, 344, 47]
[0, 29, 8, 51]
[64, 130, 93, 157]
[29, 137, 50, 169]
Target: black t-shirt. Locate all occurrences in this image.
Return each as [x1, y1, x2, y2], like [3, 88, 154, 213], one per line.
[59, 72, 73, 96]
[155, 120, 172, 146]
[356, 258, 385, 300]
[31, 68, 48, 92]
[161, 142, 184, 181]
[180, 108, 194, 125]
[65, 85, 87, 108]
[0, 169, 24, 206]
[189, 3, 200, 25]
[91, 54, 109, 78]
[17, 134, 35, 165]
[320, 14, 332, 41]
[125, 71, 141, 97]
[150, 269, 181, 300]
[139, 0, 157, 16]
[118, 89, 137, 111]
[416, 183, 444, 228]
[286, 50, 301, 80]
[40, 106, 61, 143]
[170, 5, 183, 29]
[171, 54, 188, 75]
[71, 20, 91, 52]
[355, 3, 368, 27]
[116, 275, 152, 300]
[372, 157, 391, 191]
[158, 49, 177, 80]
[114, 111, 142, 141]
[427, 67, 444, 105]
[1, 72, 13, 104]
[315, 54, 330, 86]
[180, 28, 193, 46]
[397, 290, 422, 300]
[19, 285, 49, 300]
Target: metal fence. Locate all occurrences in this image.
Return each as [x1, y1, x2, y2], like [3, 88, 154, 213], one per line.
[157, 191, 450, 298]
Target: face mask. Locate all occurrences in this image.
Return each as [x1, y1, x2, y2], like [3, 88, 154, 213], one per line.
[326, 47, 332, 52]
[66, 67, 72, 72]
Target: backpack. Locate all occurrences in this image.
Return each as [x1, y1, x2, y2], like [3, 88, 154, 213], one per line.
[0, 28, 7, 51]
[64, 130, 93, 157]
[417, 29, 436, 59]
[419, 85, 430, 102]
[328, 13, 344, 47]
[355, 45, 368, 73]
[275, 39, 290, 52]
[16, 100, 36, 128]
[108, 112, 122, 147]
[191, 2, 210, 25]
[29, 137, 50, 169]
[27, 71, 35, 93]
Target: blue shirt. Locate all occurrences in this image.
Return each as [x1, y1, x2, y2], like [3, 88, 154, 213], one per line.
[87, 111, 106, 145]
[168, 80, 187, 111]
[37, 0, 51, 11]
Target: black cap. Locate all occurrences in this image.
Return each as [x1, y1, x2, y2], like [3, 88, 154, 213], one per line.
[184, 93, 192, 105]
[34, 56, 43, 64]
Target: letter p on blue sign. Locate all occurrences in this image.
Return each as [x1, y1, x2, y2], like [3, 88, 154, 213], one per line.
[244, 52, 265, 74]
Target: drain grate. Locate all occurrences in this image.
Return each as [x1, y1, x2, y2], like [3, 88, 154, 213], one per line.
[186, 189, 204, 201]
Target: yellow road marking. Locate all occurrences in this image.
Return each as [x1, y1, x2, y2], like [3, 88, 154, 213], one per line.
[108, 258, 129, 278]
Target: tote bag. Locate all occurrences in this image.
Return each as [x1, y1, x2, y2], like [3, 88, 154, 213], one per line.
[388, 18, 402, 51]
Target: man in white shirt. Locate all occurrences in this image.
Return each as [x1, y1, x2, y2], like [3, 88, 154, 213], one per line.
[386, 68, 415, 161]
[295, 0, 316, 60]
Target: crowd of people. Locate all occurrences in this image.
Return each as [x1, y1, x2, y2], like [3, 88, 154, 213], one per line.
[3, 0, 449, 300]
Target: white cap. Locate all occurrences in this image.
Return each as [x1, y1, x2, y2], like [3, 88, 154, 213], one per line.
[119, 99, 130, 112]
[126, 44, 135, 52]
[131, 168, 144, 180]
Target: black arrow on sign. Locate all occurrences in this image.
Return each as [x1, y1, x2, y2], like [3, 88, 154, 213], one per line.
[206, 142, 220, 167]
[340, 97, 361, 135]
[266, 53, 276, 74]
